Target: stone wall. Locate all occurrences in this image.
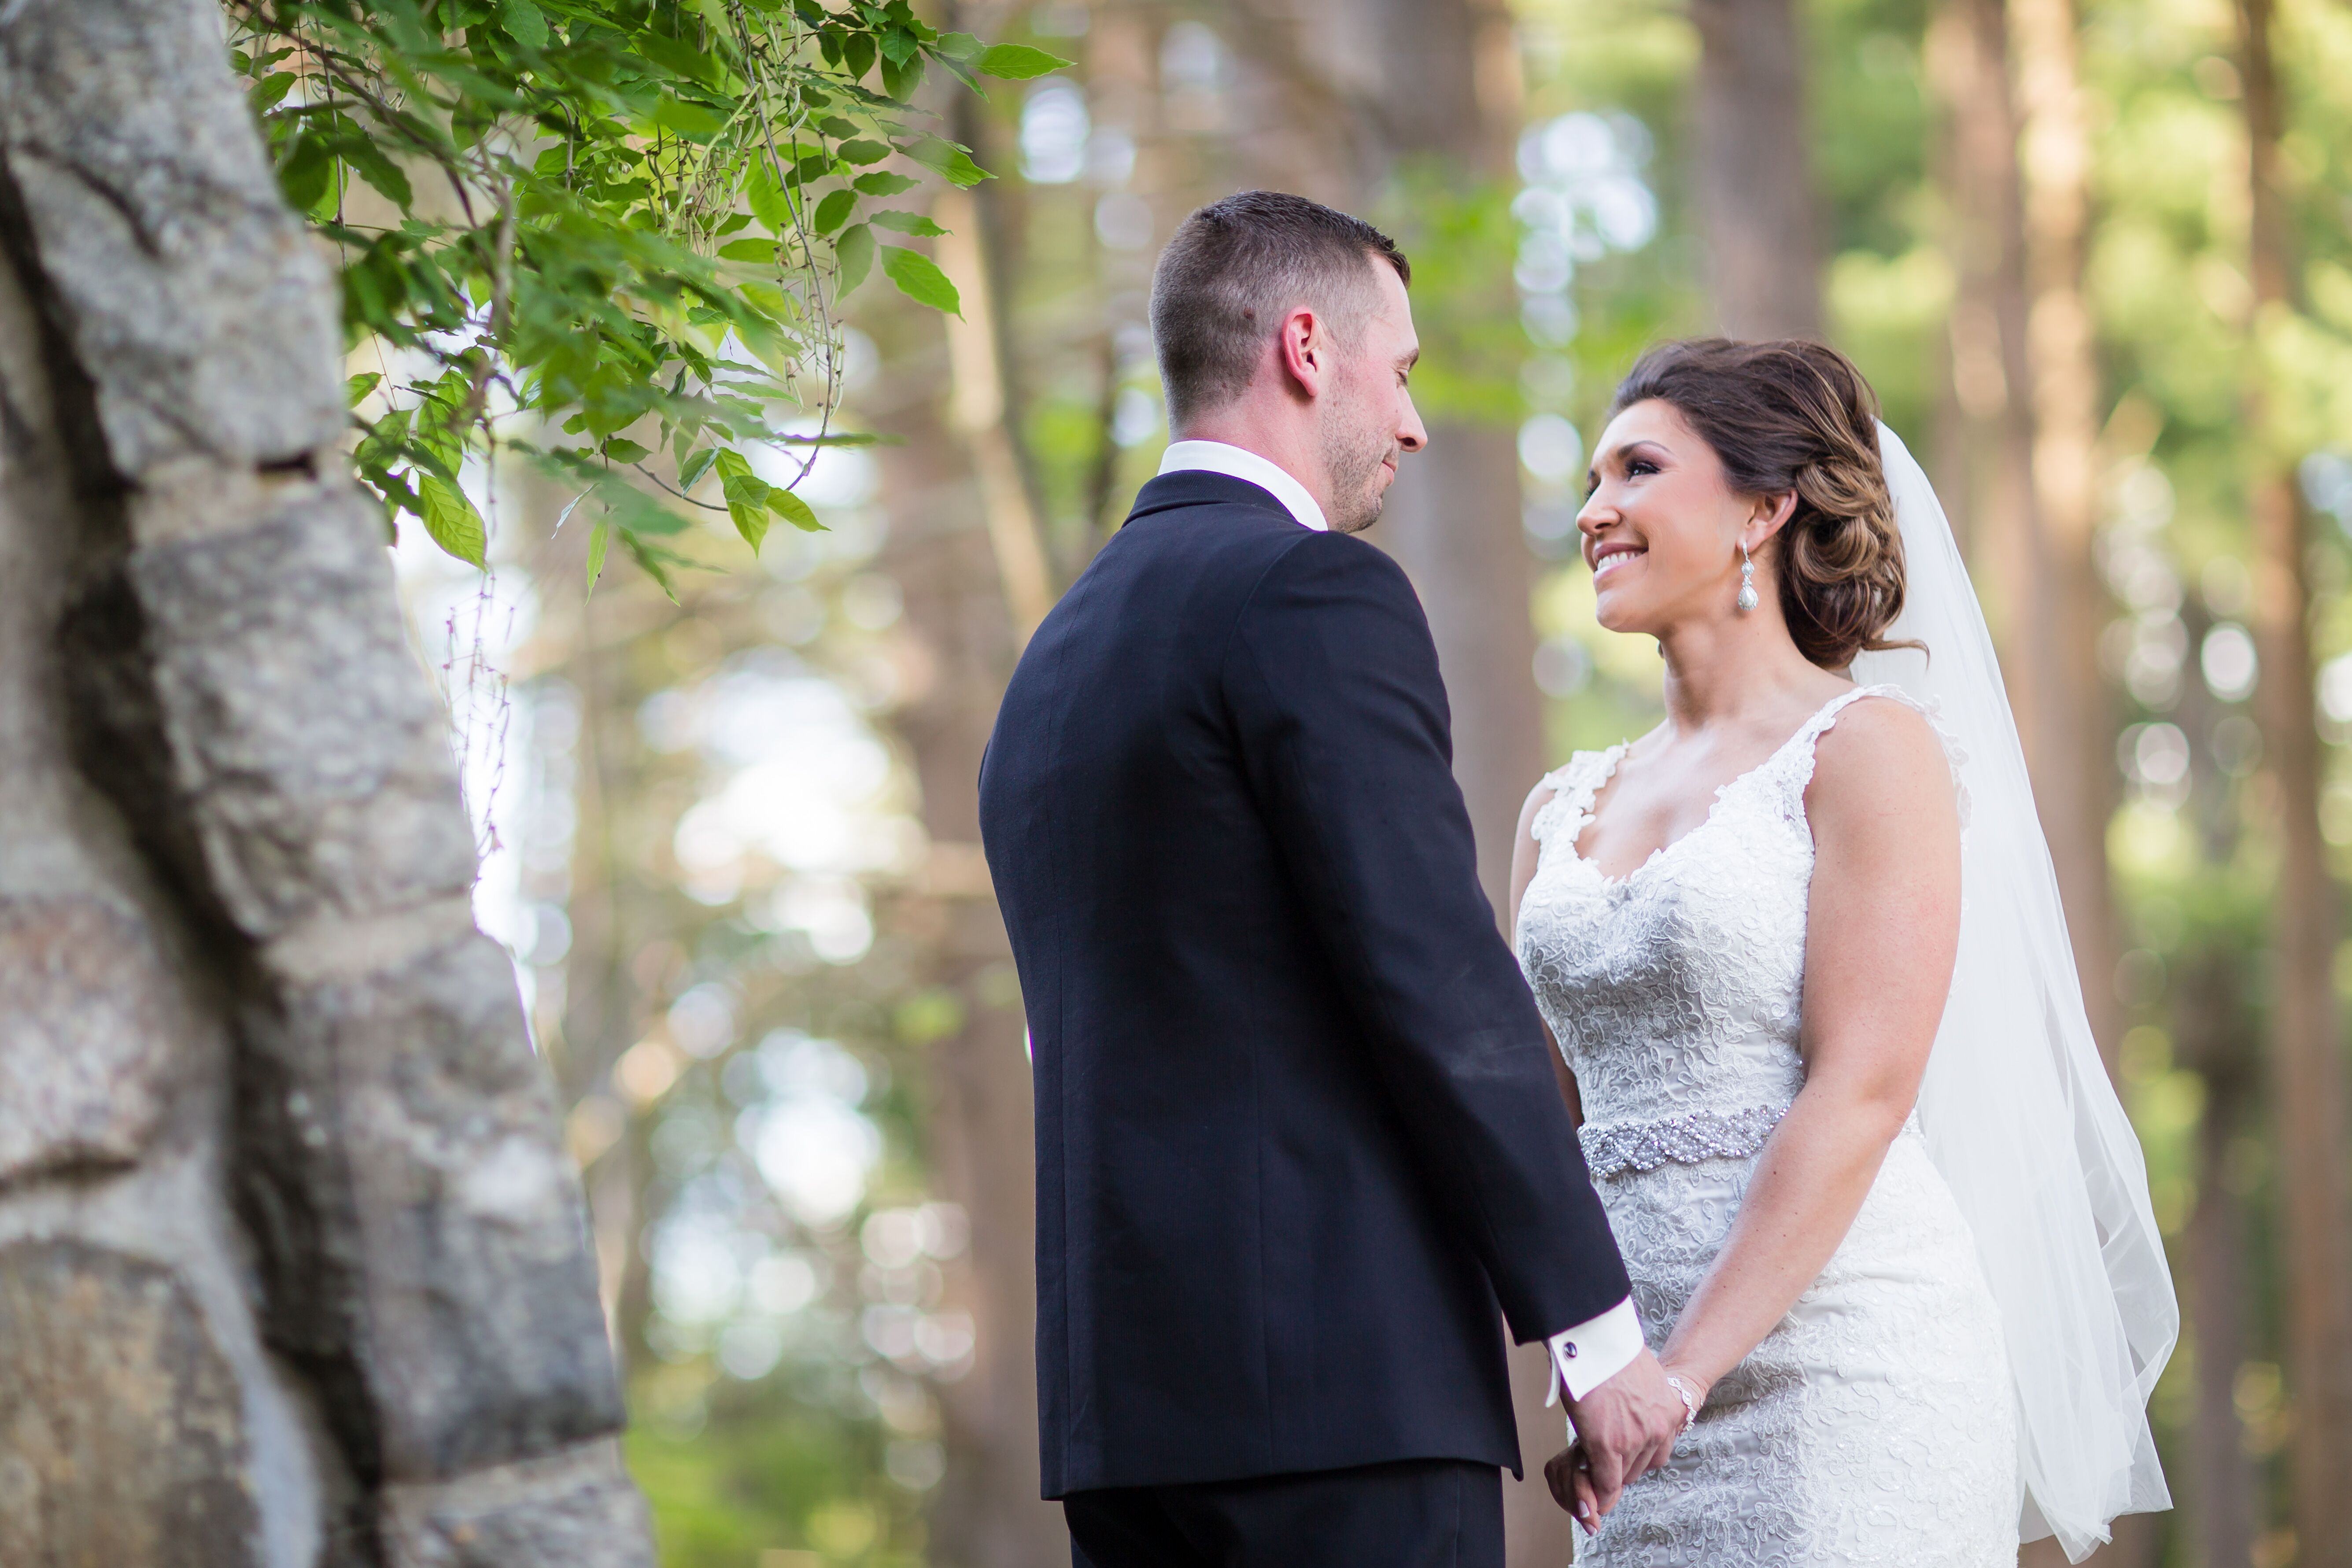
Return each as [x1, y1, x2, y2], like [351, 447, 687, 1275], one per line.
[0, 1, 654, 1563]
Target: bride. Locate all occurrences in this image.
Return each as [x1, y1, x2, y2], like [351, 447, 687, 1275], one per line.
[1509, 339, 2177, 1565]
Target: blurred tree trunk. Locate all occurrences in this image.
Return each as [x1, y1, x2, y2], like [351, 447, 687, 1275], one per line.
[2171, 603, 2263, 1568]
[1689, 0, 1824, 339]
[879, 190, 1067, 1568]
[875, 375, 1064, 1568]
[2184, 992, 2262, 1568]
[2238, 0, 2352, 1554]
[1938, 2, 2145, 1561]
[882, 17, 1068, 1561]
[2009, 0, 2142, 1557]
[1925, 0, 2037, 642]
[2009, 0, 2125, 1077]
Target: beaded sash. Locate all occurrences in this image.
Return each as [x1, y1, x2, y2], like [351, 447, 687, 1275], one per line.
[1578, 1103, 1791, 1180]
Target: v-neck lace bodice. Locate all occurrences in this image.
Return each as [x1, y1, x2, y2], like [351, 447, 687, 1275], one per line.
[1555, 692, 1872, 889]
[1519, 686, 1897, 1127]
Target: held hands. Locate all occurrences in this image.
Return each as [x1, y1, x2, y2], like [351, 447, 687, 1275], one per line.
[1547, 1350, 1704, 1528]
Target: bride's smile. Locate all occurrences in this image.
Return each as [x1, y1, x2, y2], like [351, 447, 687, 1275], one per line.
[1588, 539, 1645, 582]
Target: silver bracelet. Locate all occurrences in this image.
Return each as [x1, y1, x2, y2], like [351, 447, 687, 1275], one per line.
[1663, 1374, 1701, 1433]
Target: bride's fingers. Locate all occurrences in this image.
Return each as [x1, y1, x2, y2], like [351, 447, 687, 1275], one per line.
[1543, 1457, 1580, 1514]
[1584, 1440, 1628, 1516]
[1543, 1447, 1577, 1513]
[1544, 1446, 1602, 1528]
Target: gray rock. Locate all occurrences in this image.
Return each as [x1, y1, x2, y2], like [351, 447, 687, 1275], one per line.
[126, 484, 478, 941]
[379, 1442, 654, 1568]
[0, 0, 344, 479]
[0, 1239, 260, 1567]
[0, 895, 178, 1187]
[242, 930, 624, 1483]
[0, 0, 654, 1559]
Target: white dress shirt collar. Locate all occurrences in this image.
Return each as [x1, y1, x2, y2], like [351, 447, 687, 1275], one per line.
[1157, 440, 1330, 533]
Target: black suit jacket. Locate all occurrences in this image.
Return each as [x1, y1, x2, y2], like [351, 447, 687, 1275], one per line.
[978, 470, 1630, 1499]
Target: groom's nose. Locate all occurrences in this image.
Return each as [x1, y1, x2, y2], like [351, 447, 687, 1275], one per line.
[1396, 395, 1428, 454]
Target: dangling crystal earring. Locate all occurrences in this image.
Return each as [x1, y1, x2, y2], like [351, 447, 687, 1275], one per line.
[1736, 542, 1760, 612]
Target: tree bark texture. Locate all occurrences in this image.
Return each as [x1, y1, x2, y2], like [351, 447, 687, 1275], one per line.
[0, 2, 650, 1563]
[1689, 0, 1824, 339]
[2240, 0, 2352, 1555]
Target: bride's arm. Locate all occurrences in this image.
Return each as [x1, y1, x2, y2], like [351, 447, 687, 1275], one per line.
[1510, 781, 1584, 1125]
[1653, 699, 1961, 1406]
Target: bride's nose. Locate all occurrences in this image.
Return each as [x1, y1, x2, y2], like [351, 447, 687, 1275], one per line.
[1576, 487, 1615, 539]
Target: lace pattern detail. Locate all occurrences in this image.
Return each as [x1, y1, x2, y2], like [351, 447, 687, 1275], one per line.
[1518, 686, 2018, 1566]
[1579, 1103, 1789, 1180]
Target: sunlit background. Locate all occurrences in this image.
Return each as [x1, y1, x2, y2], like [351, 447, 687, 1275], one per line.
[391, 0, 2352, 1564]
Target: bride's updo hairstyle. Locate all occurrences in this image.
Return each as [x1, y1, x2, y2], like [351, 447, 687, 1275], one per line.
[1610, 338, 1909, 670]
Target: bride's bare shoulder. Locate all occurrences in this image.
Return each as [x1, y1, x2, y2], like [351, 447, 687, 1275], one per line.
[1806, 693, 1958, 841]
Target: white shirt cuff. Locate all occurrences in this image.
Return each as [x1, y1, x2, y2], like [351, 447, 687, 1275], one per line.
[1543, 1297, 1643, 1406]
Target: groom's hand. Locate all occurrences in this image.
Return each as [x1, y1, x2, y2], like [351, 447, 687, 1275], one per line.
[1553, 1349, 1684, 1520]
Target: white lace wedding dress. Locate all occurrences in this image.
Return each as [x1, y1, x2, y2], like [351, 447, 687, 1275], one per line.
[1517, 686, 2018, 1567]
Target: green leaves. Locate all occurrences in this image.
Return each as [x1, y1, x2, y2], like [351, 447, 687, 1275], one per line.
[836, 222, 875, 294]
[496, 0, 548, 49]
[813, 188, 857, 235]
[904, 136, 989, 188]
[975, 44, 1073, 81]
[869, 210, 945, 237]
[711, 448, 772, 552]
[709, 446, 828, 550]
[227, 0, 1006, 593]
[743, 159, 794, 233]
[882, 245, 960, 316]
[650, 97, 728, 141]
[769, 486, 823, 533]
[417, 474, 487, 567]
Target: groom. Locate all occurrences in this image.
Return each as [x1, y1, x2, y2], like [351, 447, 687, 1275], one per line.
[978, 191, 1682, 1566]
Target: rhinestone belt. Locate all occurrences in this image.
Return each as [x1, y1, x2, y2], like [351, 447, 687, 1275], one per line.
[1578, 1103, 1791, 1180]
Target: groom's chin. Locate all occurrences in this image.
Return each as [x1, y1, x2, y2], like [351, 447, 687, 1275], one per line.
[1335, 485, 1390, 535]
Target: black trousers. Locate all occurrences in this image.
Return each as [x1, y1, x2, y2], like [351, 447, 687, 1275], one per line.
[1063, 1458, 1504, 1568]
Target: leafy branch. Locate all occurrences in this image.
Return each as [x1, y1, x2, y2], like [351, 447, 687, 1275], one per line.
[225, 0, 1066, 594]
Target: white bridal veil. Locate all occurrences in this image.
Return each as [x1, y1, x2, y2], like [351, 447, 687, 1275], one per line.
[1851, 426, 2177, 1560]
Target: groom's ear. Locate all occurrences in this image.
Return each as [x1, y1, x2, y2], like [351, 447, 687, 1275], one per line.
[1276, 305, 1327, 400]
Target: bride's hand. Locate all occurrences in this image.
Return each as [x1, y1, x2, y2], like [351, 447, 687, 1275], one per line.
[1544, 1442, 1603, 1531]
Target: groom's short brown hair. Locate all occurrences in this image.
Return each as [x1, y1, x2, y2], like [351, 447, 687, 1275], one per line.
[1149, 191, 1410, 428]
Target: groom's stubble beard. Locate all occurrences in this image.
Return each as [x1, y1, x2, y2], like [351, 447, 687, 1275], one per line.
[1320, 391, 1399, 535]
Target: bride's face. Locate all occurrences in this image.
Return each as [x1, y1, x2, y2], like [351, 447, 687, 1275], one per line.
[1577, 398, 1765, 636]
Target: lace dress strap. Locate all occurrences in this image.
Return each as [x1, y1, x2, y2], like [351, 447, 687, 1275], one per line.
[1529, 745, 1628, 847]
[1755, 683, 1972, 830]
